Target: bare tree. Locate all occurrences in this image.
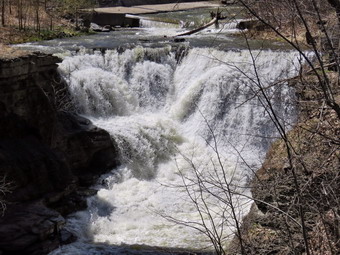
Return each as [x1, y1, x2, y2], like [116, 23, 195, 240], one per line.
[1, 0, 5, 26]
[17, 0, 23, 30]
[34, 0, 40, 32]
[163, 1, 340, 253]
[0, 176, 12, 216]
[238, 0, 340, 118]
[221, 1, 340, 254]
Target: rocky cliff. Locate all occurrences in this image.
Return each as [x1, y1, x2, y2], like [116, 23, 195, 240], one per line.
[228, 74, 340, 254]
[0, 52, 120, 255]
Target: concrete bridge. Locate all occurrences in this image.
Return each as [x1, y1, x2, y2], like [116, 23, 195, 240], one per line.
[89, 1, 221, 27]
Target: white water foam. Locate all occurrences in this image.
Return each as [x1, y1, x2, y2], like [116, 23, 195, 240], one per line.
[51, 46, 302, 254]
[140, 19, 180, 29]
[137, 16, 241, 37]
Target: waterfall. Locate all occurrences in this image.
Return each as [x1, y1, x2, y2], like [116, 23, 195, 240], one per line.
[52, 46, 301, 254]
[137, 15, 241, 35]
[139, 19, 180, 29]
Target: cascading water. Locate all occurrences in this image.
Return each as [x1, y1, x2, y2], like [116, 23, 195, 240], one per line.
[51, 46, 301, 254]
[138, 18, 241, 36]
[139, 19, 180, 29]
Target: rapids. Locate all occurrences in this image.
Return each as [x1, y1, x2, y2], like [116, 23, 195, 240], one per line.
[50, 46, 302, 254]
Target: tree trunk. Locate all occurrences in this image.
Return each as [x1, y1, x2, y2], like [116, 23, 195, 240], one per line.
[50, 15, 53, 30]
[1, 0, 5, 26]
[18, 0, 23, 30]
[176, 17, 217, 37]
[35, 0, 40, 32]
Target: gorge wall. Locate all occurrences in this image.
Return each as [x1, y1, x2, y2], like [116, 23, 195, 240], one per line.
[227, 76, 340, 254]
[0, 52, 120, 255]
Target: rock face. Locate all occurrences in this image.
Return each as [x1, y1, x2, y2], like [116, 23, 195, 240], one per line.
[227, 77, 340, 254]
[0, 53, 120, 254]
[236, 20, 268, 31]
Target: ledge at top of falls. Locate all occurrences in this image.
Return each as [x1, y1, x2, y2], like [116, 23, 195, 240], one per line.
[0, 51, 120, 255]
[91, 1, 222, 15]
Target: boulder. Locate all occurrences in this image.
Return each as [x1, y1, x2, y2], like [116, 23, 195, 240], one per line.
[53, 112, 119, 178]
[236, 20, 268, 31]
[0, 202, 64, 254]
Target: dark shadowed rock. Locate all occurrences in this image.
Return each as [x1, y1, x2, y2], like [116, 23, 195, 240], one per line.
[0, 104, 74, 204]
[59, 229, 76, 244]
[0, 52, 120, 254]
[236, 20, 268, 31]
[0, 202, 64, 254]
[54, 112, 119, 177]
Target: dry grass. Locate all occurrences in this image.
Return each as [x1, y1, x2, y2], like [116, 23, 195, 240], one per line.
[243, 2, 339, 49]
[0, 43, 29, 59]
[0, 3, 75, 45]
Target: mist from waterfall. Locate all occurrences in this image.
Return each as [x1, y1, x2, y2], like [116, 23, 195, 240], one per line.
[51, 46, 301, 254]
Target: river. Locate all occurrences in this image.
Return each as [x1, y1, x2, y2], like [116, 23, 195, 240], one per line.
[16, 7, 302, 255]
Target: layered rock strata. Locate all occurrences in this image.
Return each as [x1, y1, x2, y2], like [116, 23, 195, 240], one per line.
[0, 52, 120, 255]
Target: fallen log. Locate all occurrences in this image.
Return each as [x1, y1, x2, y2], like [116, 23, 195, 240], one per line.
[175, 17, 217, 37]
